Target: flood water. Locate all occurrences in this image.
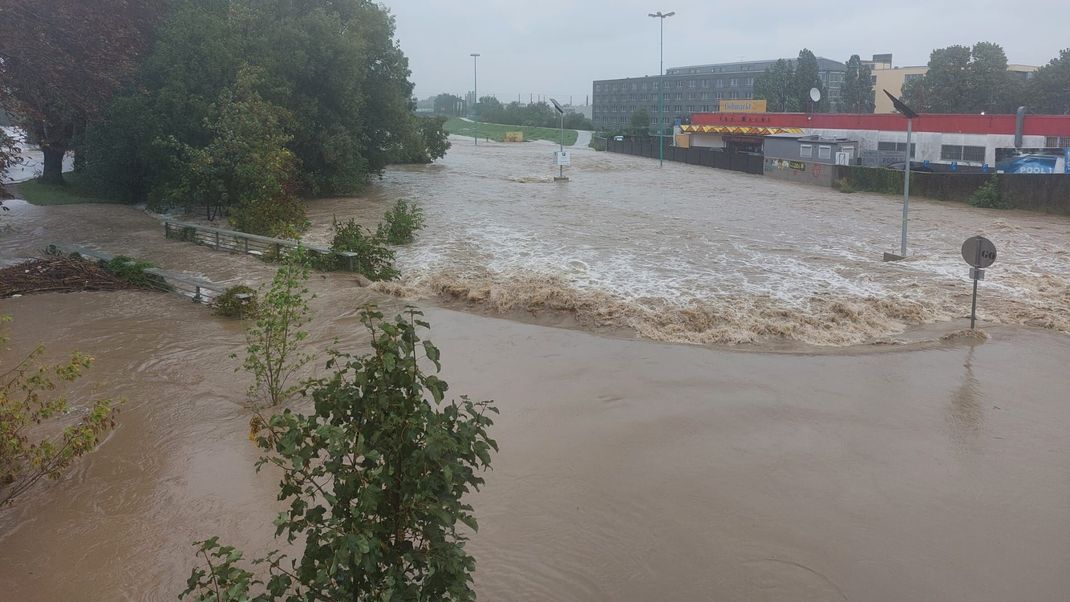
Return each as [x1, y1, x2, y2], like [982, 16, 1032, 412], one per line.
[1, 140, 1069, 600]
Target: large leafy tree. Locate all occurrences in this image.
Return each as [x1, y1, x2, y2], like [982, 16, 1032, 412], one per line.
[83, 0, 426, 204]
[1030, 48, 1070, 115]
[902, 43, 1021, 113]
[754, 59, 797, 112]
[791, 49, 825, 112]
[842, 54, 875, 113]
[0, 0, 163, 184]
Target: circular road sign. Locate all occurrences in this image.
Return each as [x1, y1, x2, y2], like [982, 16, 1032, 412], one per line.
[809, 87, 821, 103]
[961, 236, 997, 268]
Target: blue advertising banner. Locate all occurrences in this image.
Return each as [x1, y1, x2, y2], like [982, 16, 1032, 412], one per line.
[996, 147, 1069, 174]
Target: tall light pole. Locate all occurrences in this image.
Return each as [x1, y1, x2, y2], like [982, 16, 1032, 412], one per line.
[884, 89, 919, 258]
[471, 53, 480, 146]
[648, 10, 674, 167]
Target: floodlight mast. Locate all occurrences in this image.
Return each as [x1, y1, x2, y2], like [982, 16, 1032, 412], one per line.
[648, 11, 675, 167]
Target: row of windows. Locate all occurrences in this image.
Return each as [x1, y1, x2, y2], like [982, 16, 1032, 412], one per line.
[594, 90, 751, 104]
[594, 77, 759, 93]
[799, 144, 834, 160]
[941, 145, 986, 162]
[1045, 136, 1070, 148]
[595, 104, 721, 115]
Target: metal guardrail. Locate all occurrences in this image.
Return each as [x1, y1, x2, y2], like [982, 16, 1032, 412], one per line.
[51, 244, 226, 303]
[162, 219, 360, 271]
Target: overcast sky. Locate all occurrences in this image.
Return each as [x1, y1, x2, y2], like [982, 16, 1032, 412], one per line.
[383, 0, 1067, 105]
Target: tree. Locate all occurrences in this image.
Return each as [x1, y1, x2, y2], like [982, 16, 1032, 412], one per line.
[902, 43, 1020, 113]
[152, 67, 305, 237]
[393, 116, 451, 164]
[1029, 48, 1070, 114]
[182, 307, 497, 601]
[241, 251, 314, 409]
[842, 55, 875, 113]
[0, 317, 119, 507]
[0, 0, 163, 184]
[82, 0, 426, 201]
[792, 49, 825, 112]
[967, 42, 1016, 114]
[754, 59, 797, 112]
[0, 129, 19, 200]
[433, 93, 465, 116]
[629, 107, 651, 134]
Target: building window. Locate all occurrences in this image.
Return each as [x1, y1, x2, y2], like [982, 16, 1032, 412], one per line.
[800, 144, 812, 158]
[818, 146, 832, 160]
[904, 73, 923, 83]
[878, 141, 916, 158]
[701, 79, 709, 88]
[962, 146, 985, 162]
[729, 78, 738, 87]
[689, 80, 696, 88]
[941, 145, 985, 162]
[1046, 136, 1070, 148]
[715, 79, 724, 88]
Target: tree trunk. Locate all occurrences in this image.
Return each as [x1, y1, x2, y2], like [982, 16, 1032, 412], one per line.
[40, 147, 66, 185]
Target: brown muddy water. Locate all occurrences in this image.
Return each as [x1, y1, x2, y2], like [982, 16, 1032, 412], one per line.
[1, 141, 1069, 600]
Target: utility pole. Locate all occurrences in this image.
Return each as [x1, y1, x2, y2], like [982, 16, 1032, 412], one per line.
[471, 53, 480, 146]
[883, 89, 919, 258]
[648, 11, 675, 168]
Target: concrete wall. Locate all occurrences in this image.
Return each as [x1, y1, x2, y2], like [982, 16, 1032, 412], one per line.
[835, 166, 1070, 214]
[765, 158, 837, 186]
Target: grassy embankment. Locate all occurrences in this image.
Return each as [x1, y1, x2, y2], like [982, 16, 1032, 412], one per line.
[13, 173, 123, 206]
[444, 118, 579, 146]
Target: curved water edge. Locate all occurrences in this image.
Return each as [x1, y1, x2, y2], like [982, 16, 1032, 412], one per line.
[303, 140, 1070, 350]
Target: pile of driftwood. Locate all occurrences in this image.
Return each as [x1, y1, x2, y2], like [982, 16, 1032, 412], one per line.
[0, 256, 134, 297]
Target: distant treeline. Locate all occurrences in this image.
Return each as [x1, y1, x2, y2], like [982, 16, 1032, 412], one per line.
[430, 93, 593, 130]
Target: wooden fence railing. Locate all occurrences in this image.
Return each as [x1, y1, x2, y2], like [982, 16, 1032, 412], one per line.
[162, 219, 361, 271]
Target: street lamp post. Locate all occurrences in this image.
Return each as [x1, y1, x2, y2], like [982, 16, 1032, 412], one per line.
[884, 89, 919, 258]
[648, 10, 675, 168]
[471, 53, 480, 146]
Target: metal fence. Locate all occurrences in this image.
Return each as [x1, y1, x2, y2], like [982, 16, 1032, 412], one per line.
[605, 138, 764, 175]
[162, 220, 360, 271]
[51, 244, 226, 303]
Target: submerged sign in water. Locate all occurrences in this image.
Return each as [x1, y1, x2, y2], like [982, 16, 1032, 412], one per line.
[962, 236, 997, 329]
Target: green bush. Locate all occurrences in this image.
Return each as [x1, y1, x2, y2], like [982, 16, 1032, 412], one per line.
[330, 218, 399, 281]
[376, 199, 425, 245]
[101, 256, 171, 291]
[969, 176, 1011, 209]
[213, 285, 258, 319]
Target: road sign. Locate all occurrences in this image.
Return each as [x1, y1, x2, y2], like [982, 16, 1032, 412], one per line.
[961, 236, 997, 268]
[962, 236, 997, 329]
[555, 151, 571, 167]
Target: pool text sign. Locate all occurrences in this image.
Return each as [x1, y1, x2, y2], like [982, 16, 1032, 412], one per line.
[961, 236, 997, 329]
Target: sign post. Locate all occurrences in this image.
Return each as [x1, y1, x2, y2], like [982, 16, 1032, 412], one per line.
[961, 236, 997, 330]
[550, 98, 569, 182]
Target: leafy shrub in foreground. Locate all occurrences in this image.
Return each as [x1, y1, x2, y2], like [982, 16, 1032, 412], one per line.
[182, 307, 497, 601]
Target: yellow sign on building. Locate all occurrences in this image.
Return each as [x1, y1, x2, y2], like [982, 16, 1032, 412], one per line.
[718, 99, 767, 113]
[504, 131, 524, 142]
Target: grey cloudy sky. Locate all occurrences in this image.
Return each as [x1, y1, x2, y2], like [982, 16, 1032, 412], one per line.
[383, 0, 1066, 105]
